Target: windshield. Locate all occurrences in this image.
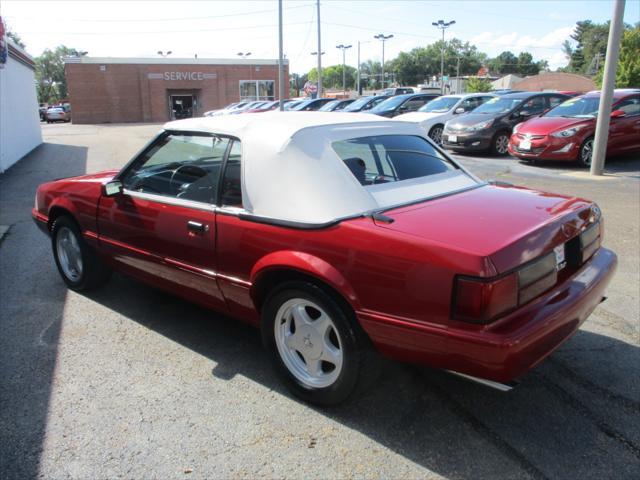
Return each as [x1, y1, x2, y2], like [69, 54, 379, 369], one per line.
[370, 95, 409, 112]
[319, 100, 340, 111]
[418, 96, 460, 113]
[290, 100, 315, 111]
[473, 97, 523, 114]
[545, 96, 599, 118]
[343, 97, 376, 111]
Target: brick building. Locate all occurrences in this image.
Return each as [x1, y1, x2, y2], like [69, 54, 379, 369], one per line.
[64, 57, 289, 124]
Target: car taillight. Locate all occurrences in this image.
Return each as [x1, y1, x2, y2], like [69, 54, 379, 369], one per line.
[567, 221, 601, 267]
[453, 251, 559, 324]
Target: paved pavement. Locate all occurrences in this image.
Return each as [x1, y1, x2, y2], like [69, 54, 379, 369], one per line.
[1, 122, 639, 480]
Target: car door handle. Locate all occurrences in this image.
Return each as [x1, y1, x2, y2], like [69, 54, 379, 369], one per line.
[187, 220, 209, 233]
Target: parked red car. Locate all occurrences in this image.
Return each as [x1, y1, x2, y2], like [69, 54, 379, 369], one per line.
[33, 113, 616, 404]
[509, 89, 640, 166]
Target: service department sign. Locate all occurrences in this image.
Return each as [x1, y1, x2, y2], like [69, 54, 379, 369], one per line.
[148, 72, 217, 80]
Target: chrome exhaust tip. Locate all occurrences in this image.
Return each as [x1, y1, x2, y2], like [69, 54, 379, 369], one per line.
[446, 370, 519, 392]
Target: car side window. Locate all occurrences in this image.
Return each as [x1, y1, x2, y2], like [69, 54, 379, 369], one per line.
[122, 133, 229, 204]
[548, 96, 566, 109]
[522, 96, 546, 114]
[460, 97, 482, 111]
[220, 140, 243, 208]
[614, 96, 640, 116]
[403, 97, 428, 111]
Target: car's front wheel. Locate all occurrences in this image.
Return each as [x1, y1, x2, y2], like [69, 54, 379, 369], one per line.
[578, 137, 594, 168]
[492, 131, 510, 155]
[428, 124, 444, 145]
[262, 281, 378, 405]
[51, 215, 112, 291]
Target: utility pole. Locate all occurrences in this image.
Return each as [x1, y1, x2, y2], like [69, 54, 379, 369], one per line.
[336, 44, 352, 96]
[456, 56, 460, 94]
[278, 0, 285, 110]
[432, 19, 455, 94]
[357, 41, 361, 96]
[374, 33, 393, 89]
[316, 0, 322, 97]
[590, 0, 626, 176]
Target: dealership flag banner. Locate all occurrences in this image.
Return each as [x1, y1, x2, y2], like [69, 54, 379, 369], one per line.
[0, 16, 7, 68]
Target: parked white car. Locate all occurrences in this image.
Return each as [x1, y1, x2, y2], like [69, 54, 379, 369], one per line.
[394, 93, 496, 145]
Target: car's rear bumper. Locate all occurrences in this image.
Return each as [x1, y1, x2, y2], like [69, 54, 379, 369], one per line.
[358, 247, 617, 383]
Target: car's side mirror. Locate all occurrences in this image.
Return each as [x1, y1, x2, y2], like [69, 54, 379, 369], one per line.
[519, 110, 531, 117]
[454, 107, 465, 114]
[103, 180, 123, 197]
[611, 109, 626, 118]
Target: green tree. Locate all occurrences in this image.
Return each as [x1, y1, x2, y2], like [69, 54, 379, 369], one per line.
[487, 51, 519, 74]
[7, 30, 26, 49]
[466, 76, 493, 92]
[35, 45, 83, 103]
[594, 27, 640, 88]
[307, 65, 357, 91]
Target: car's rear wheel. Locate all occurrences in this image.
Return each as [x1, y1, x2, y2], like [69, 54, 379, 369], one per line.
[491, 131, 510, 155]
[261, 281, 378, 405]
[578, 137, 594, 168]
[51, 216, 111, 291]
[428, 125, 444, 145]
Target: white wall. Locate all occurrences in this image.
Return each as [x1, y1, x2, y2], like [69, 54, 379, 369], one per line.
[0, 43, 42, 173]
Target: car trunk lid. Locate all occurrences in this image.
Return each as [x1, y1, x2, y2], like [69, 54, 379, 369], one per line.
[374, 184, 598, 274]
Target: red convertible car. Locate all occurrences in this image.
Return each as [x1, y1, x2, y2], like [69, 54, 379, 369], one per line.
[33, 112, 617, 405]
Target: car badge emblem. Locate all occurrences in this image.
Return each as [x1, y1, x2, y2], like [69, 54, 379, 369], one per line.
[590, 205, 600, 222]
[303, 334, 314, 349]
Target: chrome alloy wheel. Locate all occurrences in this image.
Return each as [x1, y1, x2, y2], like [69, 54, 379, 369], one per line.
[581, 138, 594, 166]
[56, 226, 83, 282]
[495, 134, 510, 154]
[274, 298, 343, 388]
[429, 126, 444, 145]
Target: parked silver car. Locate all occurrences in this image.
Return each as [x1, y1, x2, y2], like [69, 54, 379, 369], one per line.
[46, 106, 71, 123]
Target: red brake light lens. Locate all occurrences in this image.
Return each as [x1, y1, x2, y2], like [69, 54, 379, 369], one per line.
[454, 273, 518, 324]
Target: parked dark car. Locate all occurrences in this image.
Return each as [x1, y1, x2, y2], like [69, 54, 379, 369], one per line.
[289, 98, 335, 111]
[442, 92, 569, 155]
[380, 87, 415, 96]
[367, 93, 440, 118]
[318, 99, 356, 112]
[341, 95, 390, 112]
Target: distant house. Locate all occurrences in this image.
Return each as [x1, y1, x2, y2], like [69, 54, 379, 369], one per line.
[514, 72, 596, 93]
[0, 34, 42, 172]
[491, 74, 523, 90]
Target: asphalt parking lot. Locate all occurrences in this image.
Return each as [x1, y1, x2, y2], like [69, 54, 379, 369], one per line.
[1, 122, 638, 480]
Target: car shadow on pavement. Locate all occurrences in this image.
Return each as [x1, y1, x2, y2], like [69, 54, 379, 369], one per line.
[0, 143, 89, 480]
[84, 274, 640, 479]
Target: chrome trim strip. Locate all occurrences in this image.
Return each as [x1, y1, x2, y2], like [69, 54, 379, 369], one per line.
[446, 370, 518, 392]
[123, 189, 217, 213]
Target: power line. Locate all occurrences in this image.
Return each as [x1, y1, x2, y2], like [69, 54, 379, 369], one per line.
[3, 3, 313, 23]
[20, 21, 314, 36]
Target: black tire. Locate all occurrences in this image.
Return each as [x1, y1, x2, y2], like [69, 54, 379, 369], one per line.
[428, 124, 444, 146]
[51, 215, 112, 291]
[261, 280, 380, 406]
[577, 137, 594, 168]
[491, 131, 511, 155]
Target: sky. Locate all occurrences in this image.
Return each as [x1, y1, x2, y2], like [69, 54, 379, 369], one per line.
[2, 0, 639, 73]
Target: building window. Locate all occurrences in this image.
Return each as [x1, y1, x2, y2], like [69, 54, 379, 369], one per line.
[239, 80, 275, 101]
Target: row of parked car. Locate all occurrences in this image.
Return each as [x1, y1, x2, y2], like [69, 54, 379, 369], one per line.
[206, 88, 639, 167]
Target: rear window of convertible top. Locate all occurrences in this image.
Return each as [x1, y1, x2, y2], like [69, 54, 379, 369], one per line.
[332, 135, 455, 187]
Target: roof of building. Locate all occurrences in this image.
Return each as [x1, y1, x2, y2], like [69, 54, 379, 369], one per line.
[163, 112, 478, 224]
[64, 56, 287, 65]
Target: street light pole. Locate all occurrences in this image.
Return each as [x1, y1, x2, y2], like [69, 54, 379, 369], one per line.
[590, 0, 626, 175]
[278, 0, 285, 111]
[432, 19, 455, 94]
[374, 34, 393, 89]
[316, 0, 323, 97]
[336, 44, 352, 96]
[157, 50, 172, 58]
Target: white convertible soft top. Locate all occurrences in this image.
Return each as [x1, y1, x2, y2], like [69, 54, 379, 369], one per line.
[165, 111, 479, 224]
